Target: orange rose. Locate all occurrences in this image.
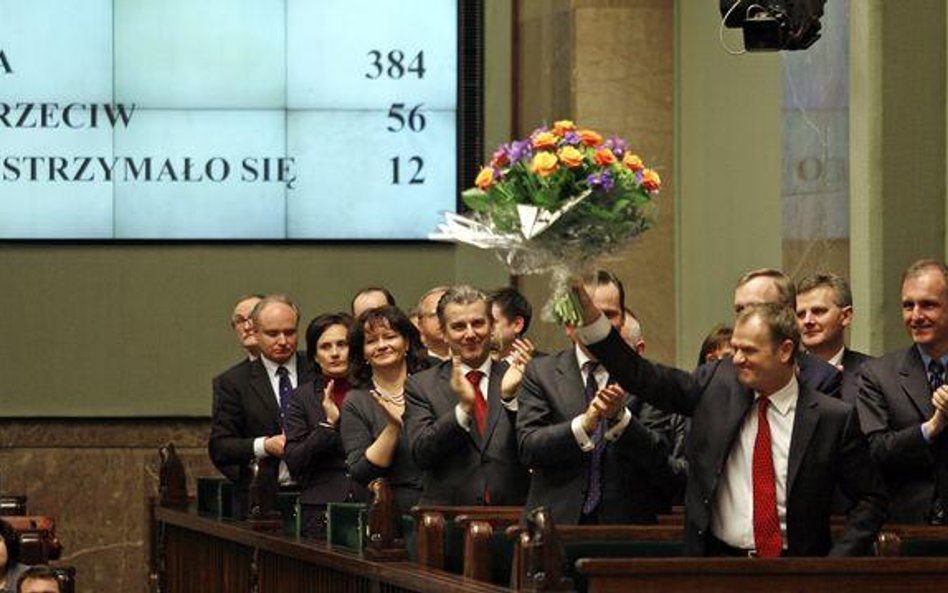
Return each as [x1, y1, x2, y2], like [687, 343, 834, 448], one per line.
[623, 153, 644, 172]
[532, 131, 558, 150]
[531, 152, 559, 177]
[553, 120, 576, 136]
[641, 168, 661, 192]
[490, 148, 509, 168]
[474, 166, 495, 190]
[594, 148, 617, 167]
[557, 146, 584, 168]
[578, 129, 603, 147]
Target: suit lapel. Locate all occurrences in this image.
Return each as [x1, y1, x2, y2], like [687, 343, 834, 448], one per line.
[898, 347, 934, 419]
[480, 361, 506, 450]
[249, 359, 280, 423]
[787, 386, 819, 494]
[557, 350, 588, 419]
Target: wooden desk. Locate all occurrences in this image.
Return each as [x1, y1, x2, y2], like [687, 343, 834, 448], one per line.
[576, 557, 948, 593]
[154, 506, 510, 593]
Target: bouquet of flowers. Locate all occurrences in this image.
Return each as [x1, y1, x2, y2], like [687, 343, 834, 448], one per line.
[431, 120, 660, 324]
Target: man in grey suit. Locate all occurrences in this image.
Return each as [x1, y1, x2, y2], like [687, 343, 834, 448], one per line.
[858, 259, 948, 524]
[573, 281, 887, 556]
[405, 285, 530, 505]
[517, 271, 674, 524]
[209, 295, 315, 490]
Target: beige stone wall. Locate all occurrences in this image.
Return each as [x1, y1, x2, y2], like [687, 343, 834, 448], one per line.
[0, 420, 215, 593]
[515, 0, 676, 363]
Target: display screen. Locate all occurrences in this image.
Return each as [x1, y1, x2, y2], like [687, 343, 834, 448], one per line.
[0, 0, 460, 239]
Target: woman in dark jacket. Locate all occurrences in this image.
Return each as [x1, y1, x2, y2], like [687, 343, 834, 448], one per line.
[284, 312, 366, 538]
[340, 306, 428, 518]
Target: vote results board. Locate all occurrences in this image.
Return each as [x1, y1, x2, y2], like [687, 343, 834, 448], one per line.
[0, 0, 462, 239]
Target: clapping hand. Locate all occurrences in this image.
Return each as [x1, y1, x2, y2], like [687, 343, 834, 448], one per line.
[449, 352, 477, 413]
[322, 379, 341, 427]
[501, 338, 535, 400]
[371, 389, 406, 428]
[928, 385, 948, 439]
[581, 384, 627, 434]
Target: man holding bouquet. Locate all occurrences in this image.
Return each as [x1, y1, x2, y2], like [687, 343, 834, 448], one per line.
[570, 279, 887, 556]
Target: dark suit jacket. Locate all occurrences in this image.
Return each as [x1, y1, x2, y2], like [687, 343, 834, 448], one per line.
[516, 348, 674, 524]
[857, 346, 943, 523]
[340, 388, 422, 516]
[208, 353, 315, 486]
[404, 359, 529, 506]
[589, 328, 888, 556]
[211, 358, 252, 481]
[797, 351, 843, 399]
[840, 348, 873, 404]
[283, 378, 366, 506]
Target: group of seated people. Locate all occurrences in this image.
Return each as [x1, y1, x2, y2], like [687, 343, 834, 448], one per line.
[206, 258, 948, 558]
[0, 521, 63, 593]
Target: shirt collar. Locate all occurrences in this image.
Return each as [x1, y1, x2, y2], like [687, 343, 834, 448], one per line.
[260, 353, 297, 377]
[461, 356, 492, 378]
[575, 344, 595, 369]
[916, 345, 948, 370]
[828, 346, 846, 368]
[756, 374, 798, 416]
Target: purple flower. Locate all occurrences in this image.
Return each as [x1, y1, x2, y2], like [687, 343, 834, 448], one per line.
[563, 130, 581, 145]
[587, 171, 614, 192]
[604, 136, 628, 158]
[508, 139, 532, 162]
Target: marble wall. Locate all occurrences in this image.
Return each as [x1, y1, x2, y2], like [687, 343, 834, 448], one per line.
[0, 419, 219, 593]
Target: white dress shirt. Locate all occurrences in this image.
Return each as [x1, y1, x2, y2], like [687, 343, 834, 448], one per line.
[712, 375, 797, 551]
[254, 354, 298, 485]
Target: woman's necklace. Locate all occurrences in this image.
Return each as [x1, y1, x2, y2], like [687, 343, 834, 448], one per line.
[372, 380, 405, 405]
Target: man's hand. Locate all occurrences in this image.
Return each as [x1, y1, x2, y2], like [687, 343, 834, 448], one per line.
[925, 385, 948, 439]
[264, 434, 286, 458]
[500, 338, 535, 400]
[321, 379, 341, 427]
[581, 384, 626, 434]
[449, 353, 476, 414]
[569, 276, 603, 326]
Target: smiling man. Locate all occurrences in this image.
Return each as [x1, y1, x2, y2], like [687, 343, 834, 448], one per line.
[404, 285, 529, 506]
[858, 259, 948, 524]
[796, 273, 872, 403]
[572, 282, 887, 557]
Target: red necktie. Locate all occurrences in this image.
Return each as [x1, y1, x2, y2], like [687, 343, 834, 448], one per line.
[752, 396, 782, 557]
[465, 370, 487, 436]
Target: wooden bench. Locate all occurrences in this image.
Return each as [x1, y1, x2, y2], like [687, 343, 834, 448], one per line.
[409, 505, 522, 575]
[576, 557, 948, 593]
[876, 524, 948, 556]
[506, 518, 684, 592]
[0, 495, 27, 516]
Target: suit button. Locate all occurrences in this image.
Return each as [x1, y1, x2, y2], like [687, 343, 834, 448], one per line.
[697, 529, 705, 536]
[702, 498, 710, 505]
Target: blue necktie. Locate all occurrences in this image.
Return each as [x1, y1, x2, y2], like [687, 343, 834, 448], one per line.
[582, 361, 604, 516]
[929, 359, 945, 392]
[276, 365, 293, 426]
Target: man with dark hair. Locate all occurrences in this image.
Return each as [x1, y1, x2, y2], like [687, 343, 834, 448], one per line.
[351, 286, 396, 318]
[858, 259, 948, 524]
[405, 285, 530, 505]
[796, 272, 872, 403]
[517, 287, 674, 524]
[488, 286, 535, 361]
[572, 282, 887, 556]
[16, 566, 61, 593]
[733, 267, 842, 399]
[209, 294, 316, 493]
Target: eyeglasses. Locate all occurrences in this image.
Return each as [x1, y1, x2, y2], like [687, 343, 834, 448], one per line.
[231, 315, 252, 328]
